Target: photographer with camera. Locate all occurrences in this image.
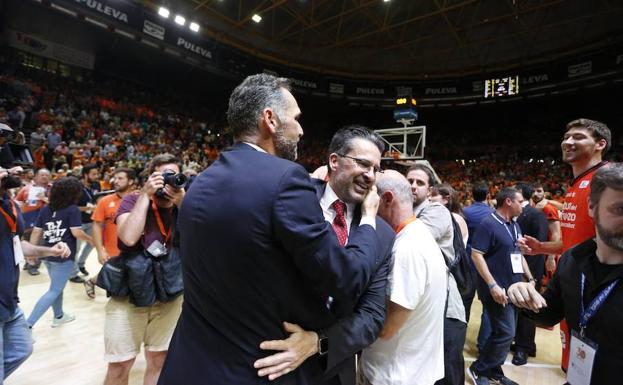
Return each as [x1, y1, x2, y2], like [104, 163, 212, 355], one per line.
[0, 165, 71, 382]
[102, 154, 185, 385]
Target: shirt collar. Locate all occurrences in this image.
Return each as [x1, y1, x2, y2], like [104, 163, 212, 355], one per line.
[243, 142, 267, 153]
[413, 199, 430, 216]
[521, 201, 530, 208]
[320, 184, 355, 219]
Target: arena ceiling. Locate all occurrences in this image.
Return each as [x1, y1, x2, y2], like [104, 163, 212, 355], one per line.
[144, 0, 623, 79]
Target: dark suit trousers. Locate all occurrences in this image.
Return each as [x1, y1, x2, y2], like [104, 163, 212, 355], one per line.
[514, 281, 542, 355]
[434, 318, 467, 385]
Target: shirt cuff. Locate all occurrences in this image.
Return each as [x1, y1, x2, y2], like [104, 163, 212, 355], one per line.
[359, 216, 376, 230]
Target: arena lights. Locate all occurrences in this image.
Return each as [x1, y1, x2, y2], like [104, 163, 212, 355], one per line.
[189, 22, 200, 32]
[252, 14, 262, 23]
[158, 7, 170, 18]
[383, 0, 391, 2]
[175, 15, 186, 26]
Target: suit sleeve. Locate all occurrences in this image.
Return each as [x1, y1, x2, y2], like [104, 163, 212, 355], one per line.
[323, 232, 394, 374]
[535, 211, 549, 242]
[273, 165, 380, 301]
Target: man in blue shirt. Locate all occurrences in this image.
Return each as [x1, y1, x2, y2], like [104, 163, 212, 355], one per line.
[468, 187, 536, 385]
[0, 166, 70, 382]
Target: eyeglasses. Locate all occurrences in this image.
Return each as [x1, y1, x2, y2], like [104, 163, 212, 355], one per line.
[336, 153, 383, 174]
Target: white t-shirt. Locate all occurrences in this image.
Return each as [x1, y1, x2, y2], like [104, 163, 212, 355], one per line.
[361, 220, 447, 385]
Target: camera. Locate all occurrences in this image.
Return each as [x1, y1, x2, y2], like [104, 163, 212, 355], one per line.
[1, 174, 22, 190]
[155, 169, 187, 198]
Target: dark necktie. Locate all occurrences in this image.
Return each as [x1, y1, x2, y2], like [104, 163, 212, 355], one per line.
[332, 200, 348, 246]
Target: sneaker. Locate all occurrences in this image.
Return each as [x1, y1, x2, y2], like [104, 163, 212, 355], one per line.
[494, 376, 519, 385]
[79, 266, 89, 276]
[69, 276, 85, 283]
[27, 268, 40, 276]
[467, 366, 490, 385]
[51, 313, 75, 328]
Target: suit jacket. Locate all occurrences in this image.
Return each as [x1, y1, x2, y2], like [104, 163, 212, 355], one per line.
[313, 180, 395, 385]
[158, 143, 382, 385]
[517, 204, 549, 281]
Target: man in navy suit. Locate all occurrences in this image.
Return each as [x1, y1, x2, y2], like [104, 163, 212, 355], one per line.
[158, 74, 383, 385]
[253, 126, 395, 385]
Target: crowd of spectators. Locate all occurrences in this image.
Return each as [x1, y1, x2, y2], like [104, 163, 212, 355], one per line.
[0, 58, 619, 207]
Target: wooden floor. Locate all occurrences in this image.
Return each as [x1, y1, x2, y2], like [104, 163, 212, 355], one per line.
[7, 254, 566, 385]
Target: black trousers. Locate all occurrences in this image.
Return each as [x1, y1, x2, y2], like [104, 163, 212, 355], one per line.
[434, 318, 467, 385]
[513, 281, 541, 355]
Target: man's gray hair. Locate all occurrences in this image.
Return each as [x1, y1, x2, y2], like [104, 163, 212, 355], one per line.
[376, 172, 413, 205]
[590, 162, 623, 204]
[227, 74, 292, 140]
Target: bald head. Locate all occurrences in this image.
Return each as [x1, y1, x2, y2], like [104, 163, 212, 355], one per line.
[376, 170, 413, 205]
[376, 170, 414, 228]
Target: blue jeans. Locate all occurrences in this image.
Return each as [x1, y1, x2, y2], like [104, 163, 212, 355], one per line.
[72, 222, 93, 277]
[471, 301, 517, 380]
[1, 308, 33, 382]
[477, 306, 492, 352]
[27, 260, 73, 327]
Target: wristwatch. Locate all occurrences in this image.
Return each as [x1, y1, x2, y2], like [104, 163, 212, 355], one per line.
[317, 330, 329, 356]
[487, 282, 498, 289]
[528, 278, 537, 284]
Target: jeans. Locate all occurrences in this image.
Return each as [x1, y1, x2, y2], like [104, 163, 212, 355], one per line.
[1, 308, 33, 383]
[72, 222, 93, 277]
[471, 301, 517, 380]
[477, 307, 491, 352]
[27, 260, 73, 327]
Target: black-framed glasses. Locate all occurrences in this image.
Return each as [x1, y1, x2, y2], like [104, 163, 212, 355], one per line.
[336, 153, 383, 174]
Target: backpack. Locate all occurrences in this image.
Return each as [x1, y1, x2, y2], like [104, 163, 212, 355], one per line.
[443, 214, 474, 298]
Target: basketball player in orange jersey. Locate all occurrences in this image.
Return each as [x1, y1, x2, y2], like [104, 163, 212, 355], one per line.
[519, 118, 611, 372]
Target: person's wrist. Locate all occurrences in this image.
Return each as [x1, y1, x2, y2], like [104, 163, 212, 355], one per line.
[527, 278, 537, 286]
[487, 282, 498, 290]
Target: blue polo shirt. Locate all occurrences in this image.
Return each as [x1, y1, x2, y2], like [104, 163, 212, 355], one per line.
[471, 212, 523, 303]
[0, 194, 25, 322]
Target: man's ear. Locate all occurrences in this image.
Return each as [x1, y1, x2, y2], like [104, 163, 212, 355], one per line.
[381, 190, 394, 205]
[328, 153, 339, 173]
[259, 108, 278, 135]
[595, 138, 607, 153]
[588, 197, 596, 220]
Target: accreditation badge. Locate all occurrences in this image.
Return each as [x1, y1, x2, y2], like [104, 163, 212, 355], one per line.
[567, 329, 597, 385]
[13, 235, 25, 265]
[510, 252, 524, 274]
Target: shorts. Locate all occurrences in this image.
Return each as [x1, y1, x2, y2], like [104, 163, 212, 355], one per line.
[104, 295, 183, 363]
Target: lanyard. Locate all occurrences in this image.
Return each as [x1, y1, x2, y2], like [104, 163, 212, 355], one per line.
[395, 215, 417, 234]
[83, 186, 95, 202]
[490, 213, 519, 246]
[579, 273, 620, 337]
[151, 200, 171, 244]
[0, 200, 17, 235]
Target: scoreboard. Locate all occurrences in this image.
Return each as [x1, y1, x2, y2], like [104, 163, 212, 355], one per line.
[484, 75, 519, 98]
[394, 96, 417, 122]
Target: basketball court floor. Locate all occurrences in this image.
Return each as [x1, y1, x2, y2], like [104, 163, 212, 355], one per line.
[7, 255, 566, 385]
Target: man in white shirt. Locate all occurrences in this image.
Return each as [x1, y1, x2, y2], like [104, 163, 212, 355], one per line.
[361, 170, 447, 385]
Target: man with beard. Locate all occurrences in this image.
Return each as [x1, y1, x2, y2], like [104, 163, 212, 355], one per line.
[531, 183, 561, 288]
[108, 154, 185, 385]
[253, 126, 395, 385]
[158, 74, 382, 385]
[519, 118, 611, 371]
[83, 167, 136, 298]
[70, 163, 101, 283]
[508, 162, 623, 385]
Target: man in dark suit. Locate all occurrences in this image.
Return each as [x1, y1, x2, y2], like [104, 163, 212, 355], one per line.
[512, 183, 548, 365]
[158, 74, 383, 385]
[253, 126, 395, 385]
